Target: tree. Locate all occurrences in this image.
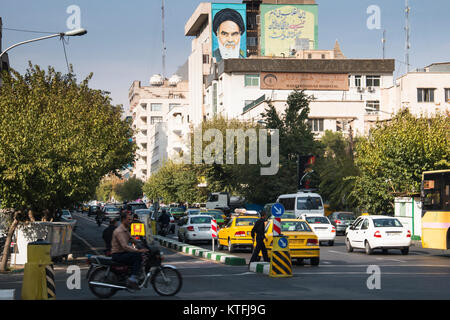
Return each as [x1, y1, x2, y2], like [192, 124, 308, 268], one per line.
[313, 130, 359, 211]
[114, 177, 144, 202]
[352, 109, 449, 215]
[258, 90, 317, 200]
[0, 64, 135, 270]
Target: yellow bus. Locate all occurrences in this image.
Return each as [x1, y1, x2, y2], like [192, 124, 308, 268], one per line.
[421, 169, 450, 250]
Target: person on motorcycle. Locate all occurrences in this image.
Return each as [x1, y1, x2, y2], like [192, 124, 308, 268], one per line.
[111, 213, 149, 290]
[102, 219, 118, 256]
[157, 208, 171, 236]
[95, 207, 103, 226]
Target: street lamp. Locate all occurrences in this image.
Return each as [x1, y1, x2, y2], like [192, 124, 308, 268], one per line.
[0, 28, 87, 59]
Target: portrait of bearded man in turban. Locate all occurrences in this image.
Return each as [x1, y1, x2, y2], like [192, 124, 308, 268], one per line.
[212, 8, 246, 62]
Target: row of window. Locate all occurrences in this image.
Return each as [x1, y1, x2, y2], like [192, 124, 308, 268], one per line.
[418, 88, 450, 103]
[350, 75, 381, 88]
[140, 103, 183, 112]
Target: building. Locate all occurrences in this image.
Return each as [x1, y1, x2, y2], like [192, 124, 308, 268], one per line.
[382, 62, 450, 117]
[129, 76, 190, 181]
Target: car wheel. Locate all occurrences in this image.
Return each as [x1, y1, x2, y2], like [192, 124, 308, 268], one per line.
[294, 259, 304, 266]
[177, 234, 182, 242]
[310, 257, 320, 266]
[345, 238, 353, 252]
[228, 239, 234, 253]
[218, 242, 224, 251]
[328, 240, 334, 246]
[365, 241, 373, 255]
[401, 247, 409, 255]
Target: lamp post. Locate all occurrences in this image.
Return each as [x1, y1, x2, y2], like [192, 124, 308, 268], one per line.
[0, 28, 87, 59]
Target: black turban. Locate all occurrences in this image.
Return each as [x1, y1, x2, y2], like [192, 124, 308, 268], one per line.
[212, 8, 246, 36]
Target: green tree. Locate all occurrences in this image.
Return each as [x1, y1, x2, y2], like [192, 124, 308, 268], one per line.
[0, 64, 135, 270]
[313, 130, 359, 211]
[114, 177, 144, 202]
[352, 109, 449, 215]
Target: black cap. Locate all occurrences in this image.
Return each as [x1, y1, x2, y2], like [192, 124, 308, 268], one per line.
[213, 8, 246, 36]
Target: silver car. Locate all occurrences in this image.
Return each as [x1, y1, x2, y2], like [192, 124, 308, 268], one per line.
[177, 215, 213, 244]
[329, 212, 357, 235]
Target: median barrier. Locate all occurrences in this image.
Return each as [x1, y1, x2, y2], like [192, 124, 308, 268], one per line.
[154, 235, 246, 266]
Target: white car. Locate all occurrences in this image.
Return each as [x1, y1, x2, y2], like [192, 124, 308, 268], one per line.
[345, 215, 411, 255]
[301, 214, 336, 246]
[177, 215, 213, 243]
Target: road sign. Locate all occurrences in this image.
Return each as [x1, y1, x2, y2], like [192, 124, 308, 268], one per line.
[272, 203, 285, 218]
[269, 236, 293, 278]
[278, 237, 288, 249]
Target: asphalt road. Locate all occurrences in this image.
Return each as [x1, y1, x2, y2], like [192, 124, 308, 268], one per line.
[1, 212, 449, 301]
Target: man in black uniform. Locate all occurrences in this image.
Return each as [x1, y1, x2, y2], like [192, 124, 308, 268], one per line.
[249, 210, 269, 264]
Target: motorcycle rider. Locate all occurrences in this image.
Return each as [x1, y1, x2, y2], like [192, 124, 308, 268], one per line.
[157, 208, 171, 236]
[102, 219, 118, 256]
[95, 206, 103, 226]
[111, 213, 149, 290]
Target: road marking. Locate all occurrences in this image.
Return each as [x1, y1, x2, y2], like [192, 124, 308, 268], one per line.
[73, 212, 108, 227]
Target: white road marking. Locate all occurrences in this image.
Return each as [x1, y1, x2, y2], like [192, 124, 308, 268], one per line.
[72, 232, 101, 255]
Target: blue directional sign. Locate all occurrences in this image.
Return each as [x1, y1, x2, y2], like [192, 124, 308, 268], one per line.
[272, 203, 285, 218]
[278, 237, 288, 249]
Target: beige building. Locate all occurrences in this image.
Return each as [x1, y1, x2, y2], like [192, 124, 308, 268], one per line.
[382, 62, 450, 118]
[129, 76, 190, 181]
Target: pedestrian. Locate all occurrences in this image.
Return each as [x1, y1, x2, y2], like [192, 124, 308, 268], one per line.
[102, 219, 118, 256]
[249, 210, 269, 265]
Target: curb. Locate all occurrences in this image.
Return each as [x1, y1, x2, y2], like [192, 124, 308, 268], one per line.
[0, 289, 15, 300]
[154, 236, 246, 266]
[249, 262, 270, 275]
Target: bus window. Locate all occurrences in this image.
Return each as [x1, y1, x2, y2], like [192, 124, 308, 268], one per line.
[278, 198, 295, 211]
[297, 197, 323, 210]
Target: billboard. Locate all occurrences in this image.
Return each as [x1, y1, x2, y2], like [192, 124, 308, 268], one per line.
[260, 72, 349, 91]
[211, 3, 247, 63]
[260, 4, 318, 57]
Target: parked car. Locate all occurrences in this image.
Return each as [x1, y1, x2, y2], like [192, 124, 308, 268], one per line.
[177, 215, 213, 243]
[261, 218, 320, 266]
[185, 208, 201, 216]
[199, 209, 226, 228]
[300, 214, 336, 246]
[345, 215, 411, 255]
[329, 212, 357, 235]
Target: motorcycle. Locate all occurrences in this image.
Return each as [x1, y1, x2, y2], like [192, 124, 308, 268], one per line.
[86, 241, 182, 298]
[158, 223, 170, 237]
[95, 215, 103, 227]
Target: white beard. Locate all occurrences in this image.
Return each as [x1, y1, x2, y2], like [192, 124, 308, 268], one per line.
[219, 40, 241, 59]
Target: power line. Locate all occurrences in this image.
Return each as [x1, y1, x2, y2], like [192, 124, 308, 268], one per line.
[3, 27, 59, 35]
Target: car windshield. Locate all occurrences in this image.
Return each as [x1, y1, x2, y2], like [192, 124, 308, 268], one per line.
[105, 207, 118, 212]
[337, 213, 356, 220]
[235, 218, 258, 226]
[297, 197, 323, 210]
[62, 210, 71, 216]
[373, 219, 403, 228]
[190, 216, 212, 224]
[280, 221, 312, 232]
[131, 204, 147, 211]
[204, 211, 223, 219]
[171, 208, 184, 213]
[305, 216, 329, 224]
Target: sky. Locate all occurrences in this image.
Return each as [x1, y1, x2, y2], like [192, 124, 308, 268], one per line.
[1, 0, 449, 115]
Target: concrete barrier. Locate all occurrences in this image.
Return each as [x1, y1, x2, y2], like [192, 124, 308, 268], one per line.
[154, 235, 246, 266]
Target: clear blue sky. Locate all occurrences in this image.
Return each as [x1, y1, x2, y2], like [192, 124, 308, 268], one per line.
[1, 0, 449, 114]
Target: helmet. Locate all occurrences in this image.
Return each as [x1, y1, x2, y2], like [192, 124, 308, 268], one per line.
[161, 208, 167, 214]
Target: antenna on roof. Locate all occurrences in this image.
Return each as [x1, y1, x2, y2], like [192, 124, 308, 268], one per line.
[405, 0, 411, 73]
[161, 0, 166, 79]
[382, 29, 386, 59]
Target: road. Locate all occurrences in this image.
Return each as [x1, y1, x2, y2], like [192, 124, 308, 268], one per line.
[1, 212, 449, 301]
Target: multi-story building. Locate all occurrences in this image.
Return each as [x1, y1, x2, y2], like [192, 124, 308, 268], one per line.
[0, 18, 11, 87]
[382, 62, 450, 117]
[129, 75, 189, 181]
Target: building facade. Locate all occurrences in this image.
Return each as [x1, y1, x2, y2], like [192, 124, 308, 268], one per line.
[129, 77, 190, 181]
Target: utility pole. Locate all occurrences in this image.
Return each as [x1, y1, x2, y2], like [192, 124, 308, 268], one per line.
[161, 0, 166, 79]
[382, 29, 386, 59]
[405, 0, 411, 73]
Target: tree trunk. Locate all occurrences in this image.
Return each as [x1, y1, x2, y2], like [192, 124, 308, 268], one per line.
[0, 213, 19, 272]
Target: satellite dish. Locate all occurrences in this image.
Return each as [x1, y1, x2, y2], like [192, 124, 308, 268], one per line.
[168, 74, 182, 86]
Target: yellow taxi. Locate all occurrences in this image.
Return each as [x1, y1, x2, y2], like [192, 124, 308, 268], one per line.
[218, 213, 259, 253]
[259, 218, 320, 266]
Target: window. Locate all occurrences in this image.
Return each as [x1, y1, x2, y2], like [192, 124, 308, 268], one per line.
[354, 75, 362, 87]
[308, 119, 324, 132]
[151, 103, 162, 111]
[203, 54, 210, 64]
[366, 75, 381, 87]
[140, 103, 147, 110]
[235, 218, 258, 226]
[244, 100, 254, 107]
[247, 37, 257, 47]
[308, 54, 312, 59]
[297, 197, 323, 210]
[373, 219, 403, 228]
[245, 74, 259, 87]
[361, 219, 369, 230]
[150, 116, 163, 124]
[305, 216, 329, 224]
[445, 88, 450, 102]
[366, 101, 380, 113]
[278, 198, 295, 211]
[321, 54, 326, 59]
[417, 88, 435, 102]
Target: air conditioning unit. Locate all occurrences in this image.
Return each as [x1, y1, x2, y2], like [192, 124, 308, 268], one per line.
[368, 86, 375, 93]
[357, 86, 364, 93]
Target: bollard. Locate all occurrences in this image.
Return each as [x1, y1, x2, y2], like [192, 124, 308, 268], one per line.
[21, 240, 56, 300]
[269, 236, 293, 278]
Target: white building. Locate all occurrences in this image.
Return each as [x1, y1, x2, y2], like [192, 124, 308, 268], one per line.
[203, 57, 395, 137]
[382, 62, 450, 117]
[129, 76, 190, 181]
